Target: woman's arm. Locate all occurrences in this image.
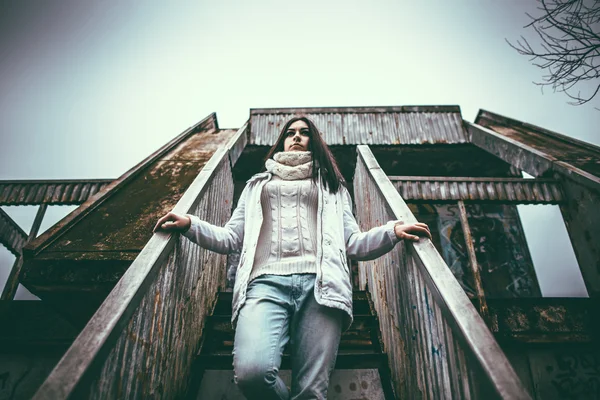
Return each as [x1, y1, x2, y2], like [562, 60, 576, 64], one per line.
[153, 185, 248, 255]
[341, 189, 430, 261]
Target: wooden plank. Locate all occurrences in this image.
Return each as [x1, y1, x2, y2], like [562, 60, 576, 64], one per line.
[466, 121, 599, 192]
[466, 121, 555, 178]
[355, 145, 532, 399]
[457, 201, 489, 323]
[32, 121, 247, 400]
[24, 113, 218, 256]
[0, 207, 27, 257]
[1, 204, 47, 300]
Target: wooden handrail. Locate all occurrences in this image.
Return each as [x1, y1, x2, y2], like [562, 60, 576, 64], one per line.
[33, 122, 248, 399]
[354, 145, 531, 399]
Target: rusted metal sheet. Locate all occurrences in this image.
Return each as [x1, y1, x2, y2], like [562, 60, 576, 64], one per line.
[488, 298, 595, 343]
[353, 145, 531, 399]
[32, 126, 246, 399]
[0, 206, 27, 257]
[249, 106, 467, 146]
[0, 180, 112, 206]
[390, 177, 564, 203]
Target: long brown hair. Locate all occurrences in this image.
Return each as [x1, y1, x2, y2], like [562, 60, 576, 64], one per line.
[264, 116, 345, 194]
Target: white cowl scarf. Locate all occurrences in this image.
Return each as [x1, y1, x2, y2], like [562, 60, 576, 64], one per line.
[265, 151, 312, 180]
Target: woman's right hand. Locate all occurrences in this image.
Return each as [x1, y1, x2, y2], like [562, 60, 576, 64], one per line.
[153, 212, 191, 233]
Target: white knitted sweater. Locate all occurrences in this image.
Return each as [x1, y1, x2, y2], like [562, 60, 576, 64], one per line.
[249, 152, 318, 281]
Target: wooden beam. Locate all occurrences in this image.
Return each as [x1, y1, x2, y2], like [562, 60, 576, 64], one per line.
[457, 201, 490, 323]
[1, 204, 47, 300]
[466, 121, 555, 178]
[466, 120, 600, 298]
[0, 207, 27, 257]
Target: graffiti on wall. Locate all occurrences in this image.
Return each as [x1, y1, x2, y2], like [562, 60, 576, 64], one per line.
[410, 203, 541, 298]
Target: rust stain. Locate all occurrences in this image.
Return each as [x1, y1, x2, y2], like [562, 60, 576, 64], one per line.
[127, 330, 151, 353]
[538, 306, 567, 326]
[150, 290, 162, 342]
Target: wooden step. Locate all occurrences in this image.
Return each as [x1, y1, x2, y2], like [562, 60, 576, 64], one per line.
[196, 352, 388, 370]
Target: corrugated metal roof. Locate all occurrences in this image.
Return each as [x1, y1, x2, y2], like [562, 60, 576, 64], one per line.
[0, 207, 27, 256]
[0, 180, 112, 206]
[249, 106, 467, 146]
[389, 177, 564, 203]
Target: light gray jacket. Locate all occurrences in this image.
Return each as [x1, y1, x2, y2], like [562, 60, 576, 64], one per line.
[184, 172, 400, 330]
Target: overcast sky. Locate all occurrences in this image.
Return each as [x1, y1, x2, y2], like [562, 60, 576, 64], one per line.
[1, 0, 595, 299]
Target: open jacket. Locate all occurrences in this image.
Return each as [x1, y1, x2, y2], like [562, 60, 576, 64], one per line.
[184, 172, 400, 330]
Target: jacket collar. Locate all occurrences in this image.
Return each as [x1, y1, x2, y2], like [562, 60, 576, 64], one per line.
[246, 172, 272, 184]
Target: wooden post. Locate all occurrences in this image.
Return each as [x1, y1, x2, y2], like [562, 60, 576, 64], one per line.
[1, 204, 47, 300]
[457, 200, 490, 323]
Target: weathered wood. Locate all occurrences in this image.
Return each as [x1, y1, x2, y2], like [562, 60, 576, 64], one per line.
[0, 207, 27, 257]
[32, 123, 248, 399]
[476, 109, 600, 179]
[457, 201, 489, 323]
[24, 113, 219, 256]
[228, 122, 248, 167]
[1, 204, 47, 300]
[558, 178, 600, 298]
[466, 122, 555, 178]
[466, 120, 600, 298]
[354, 145, 531, 399]
[488, 298, 597, 343]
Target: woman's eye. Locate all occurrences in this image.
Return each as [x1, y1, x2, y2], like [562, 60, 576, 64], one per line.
[301, 130, 309, 136]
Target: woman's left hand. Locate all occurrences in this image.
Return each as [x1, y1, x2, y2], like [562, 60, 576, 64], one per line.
[394, 222, 432, 242]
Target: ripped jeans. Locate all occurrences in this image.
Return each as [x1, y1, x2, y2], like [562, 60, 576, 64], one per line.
[233, 274, 343, 400]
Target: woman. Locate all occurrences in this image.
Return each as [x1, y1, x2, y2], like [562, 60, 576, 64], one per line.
[154, 116, 431, 400]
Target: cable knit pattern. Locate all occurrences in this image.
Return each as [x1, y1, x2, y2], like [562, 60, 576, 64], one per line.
[250, 152, 318, 282]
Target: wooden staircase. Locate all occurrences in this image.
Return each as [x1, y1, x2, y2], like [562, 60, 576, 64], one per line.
[29, 119, 535, 399]
[187, 290, 395, 399]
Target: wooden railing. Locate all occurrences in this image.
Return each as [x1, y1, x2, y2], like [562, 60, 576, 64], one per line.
[32, 123, 248, 399]
[353, 145, 531, 399]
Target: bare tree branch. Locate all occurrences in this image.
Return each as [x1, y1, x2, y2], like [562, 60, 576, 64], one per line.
[507, 0, 600, 106]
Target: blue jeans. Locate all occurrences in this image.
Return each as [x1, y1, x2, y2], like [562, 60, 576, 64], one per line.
[233, 274, 343, 400]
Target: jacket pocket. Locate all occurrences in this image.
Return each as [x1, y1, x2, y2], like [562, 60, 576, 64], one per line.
[339, 249, 349, 275]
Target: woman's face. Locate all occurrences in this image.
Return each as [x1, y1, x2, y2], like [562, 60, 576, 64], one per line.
[283, 120, 311, 152]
